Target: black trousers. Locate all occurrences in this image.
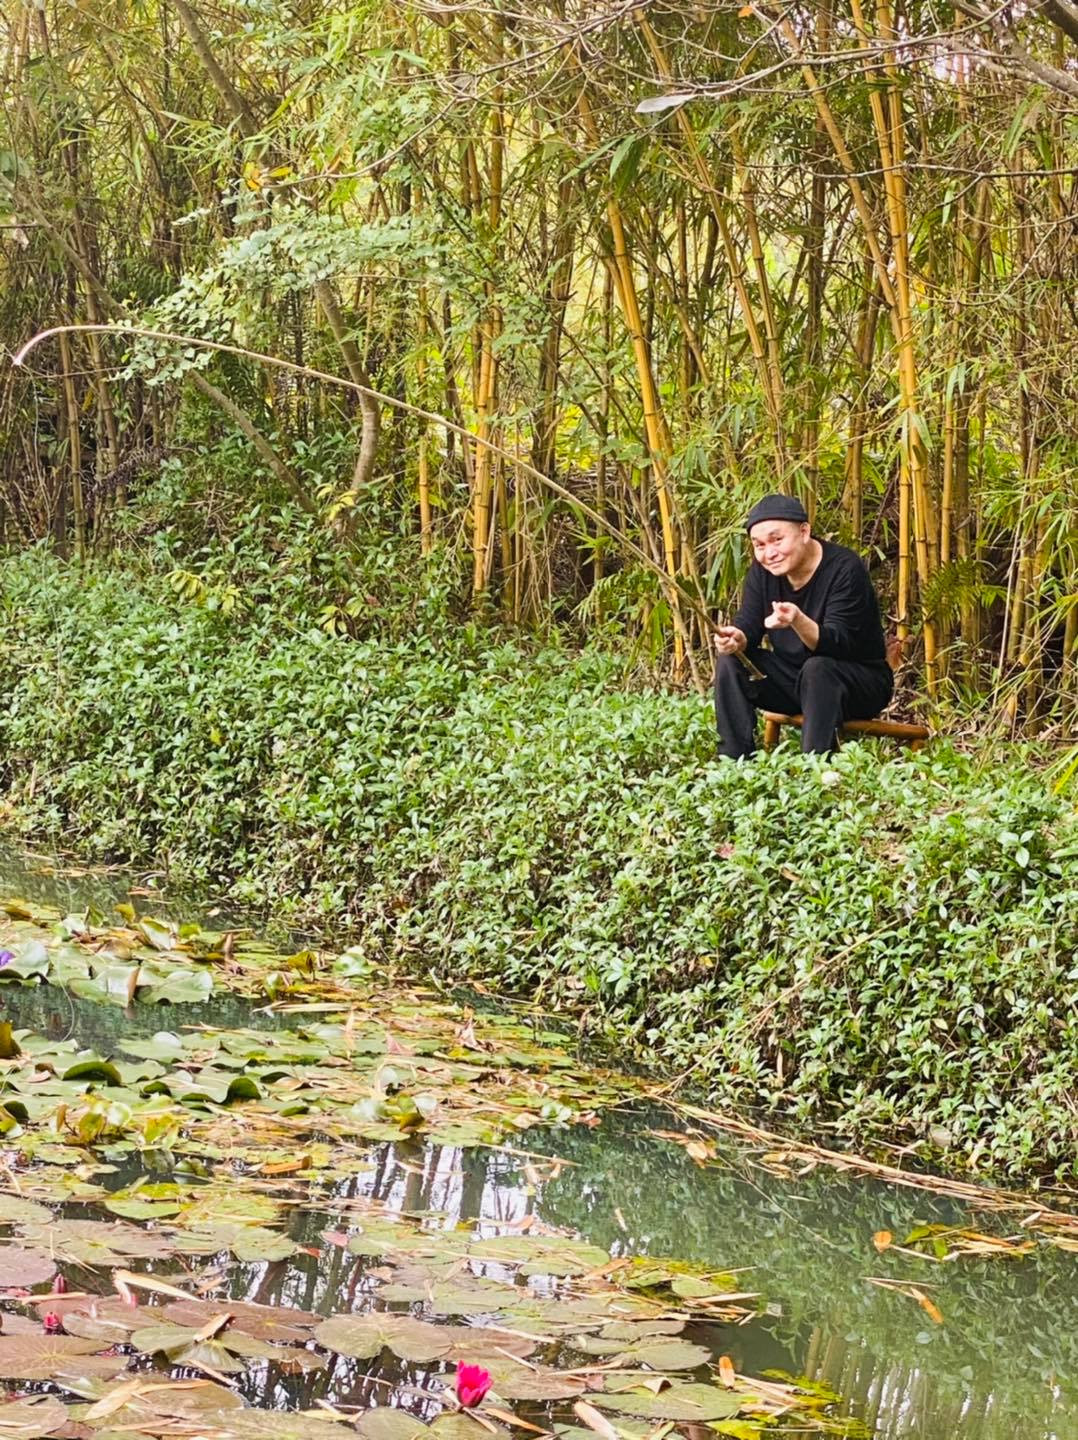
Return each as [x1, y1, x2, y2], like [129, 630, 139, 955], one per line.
[714, 648, 893, 758]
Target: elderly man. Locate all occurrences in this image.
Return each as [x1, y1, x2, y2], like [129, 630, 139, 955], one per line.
[713, 495, 893, 757]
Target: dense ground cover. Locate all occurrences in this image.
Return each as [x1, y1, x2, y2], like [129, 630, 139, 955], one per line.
[1, 545, 1076, 1178]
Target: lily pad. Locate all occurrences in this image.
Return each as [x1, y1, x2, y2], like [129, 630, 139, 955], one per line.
[141, 968, 214, 1004]
[0, 1247, 56, 1288]
[0, 1195, 54, 1226]
[315, 1314, 536, 1364]
[169, 1222, 297, 1262]
[62, 1058, 124, 1086]
[0, 1333, 128, 1381]
[598, 1321, 686, 1341]
[313, 1313, 450, 1363]
[585, 1383, 742, 1421]
[577, 1337, 712, 1370]
[356, 1411, 428, 1440]
[485, 1360, 589, 1401]
[162, 1298, 317, 1343]
[16, 1218, 172, 1265]
[69, 1375, 243, 1425]
[117, 1032, 189, 1062]
[128, 1324, 250, 1374]
[469, 1233, 610, 1276]
[0, 1395, 69, 1437]
[191, 1411, 354, 1440]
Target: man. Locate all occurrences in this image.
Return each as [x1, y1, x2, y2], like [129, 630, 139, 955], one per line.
[713, 494, 893, 757]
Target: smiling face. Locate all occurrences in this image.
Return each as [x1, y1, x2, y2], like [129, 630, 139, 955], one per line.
[748, 518, 813, 578]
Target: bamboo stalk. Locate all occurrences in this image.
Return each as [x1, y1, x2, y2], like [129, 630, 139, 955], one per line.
[57, 329, 85, 561]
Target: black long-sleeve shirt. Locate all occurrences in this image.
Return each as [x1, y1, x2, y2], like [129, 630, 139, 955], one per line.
[733, 540, 889, 668]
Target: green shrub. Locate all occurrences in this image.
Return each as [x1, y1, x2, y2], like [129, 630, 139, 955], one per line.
[1, 548, 1076, 1177]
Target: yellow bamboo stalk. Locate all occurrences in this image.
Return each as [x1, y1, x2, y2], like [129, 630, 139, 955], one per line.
[471, 86, 504, 597]
[637, 17, 786, 471]
[577, 87, 682, 624]
[416, 285, 433, 555]
[58, 330, 85, 560]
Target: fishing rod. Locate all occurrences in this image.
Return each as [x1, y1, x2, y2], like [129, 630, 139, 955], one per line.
[12, 322, 757, 674]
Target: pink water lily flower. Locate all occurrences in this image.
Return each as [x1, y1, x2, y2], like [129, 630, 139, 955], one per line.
[455, 1363, 492, 1408]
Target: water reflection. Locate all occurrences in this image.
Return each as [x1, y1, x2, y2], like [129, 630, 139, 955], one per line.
[51, 1123, 1069, 1440]
[1, 846, 1076, 1438]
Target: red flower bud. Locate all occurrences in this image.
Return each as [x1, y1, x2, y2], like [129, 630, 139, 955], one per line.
[455, 1363, 492, 1409]
[52, 1275, 68, 1294]
[42, 1313, 64, 1334]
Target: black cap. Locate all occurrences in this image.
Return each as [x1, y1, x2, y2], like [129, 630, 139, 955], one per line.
[745, 494, 809, 532]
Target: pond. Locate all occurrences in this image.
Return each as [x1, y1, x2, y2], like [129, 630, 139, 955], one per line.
[0, 846, 1074, 1440]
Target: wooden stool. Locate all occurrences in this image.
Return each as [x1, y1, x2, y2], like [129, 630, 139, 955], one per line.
[762, 712, 930, 751]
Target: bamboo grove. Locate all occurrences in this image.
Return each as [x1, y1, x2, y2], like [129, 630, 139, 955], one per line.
[0, 0, 1076, 722]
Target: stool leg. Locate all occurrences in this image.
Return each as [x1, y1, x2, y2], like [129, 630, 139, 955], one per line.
[763, 717, 780, 750]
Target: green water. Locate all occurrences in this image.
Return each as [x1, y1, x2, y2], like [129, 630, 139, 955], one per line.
[0, 847, 1074, 1440]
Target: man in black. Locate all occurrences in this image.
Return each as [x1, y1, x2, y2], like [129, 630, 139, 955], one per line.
[713, 494, 893, 757]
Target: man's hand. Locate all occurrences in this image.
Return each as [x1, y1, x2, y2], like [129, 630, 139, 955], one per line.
[764, 601, 801, 630]
[764, 601, 819, 650]
[712, 625, 747, 656]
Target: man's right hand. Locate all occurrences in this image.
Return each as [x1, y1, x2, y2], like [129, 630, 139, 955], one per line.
[712, 625, 747, 656]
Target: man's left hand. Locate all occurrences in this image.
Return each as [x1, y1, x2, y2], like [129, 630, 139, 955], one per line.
[764, 601, 801, 630]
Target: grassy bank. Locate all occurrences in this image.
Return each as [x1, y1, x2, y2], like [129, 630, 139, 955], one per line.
[1, 548, 1077, 1178]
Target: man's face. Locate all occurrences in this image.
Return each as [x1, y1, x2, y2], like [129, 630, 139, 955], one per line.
[748, 519, 811, 576]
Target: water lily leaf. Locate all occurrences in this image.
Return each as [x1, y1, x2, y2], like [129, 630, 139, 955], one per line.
[128, 1325, 247, 1374]
[430, 1417, 508, 1440]
[315, 1314, 534, 1365]
[68, 965, 141, 1007]
[630, 1341, 712, 1369]
[170, 1222, 296, 1262]
[137, 917, 178, 952]
[61, 1309, 143, 1344]
[377, 1279, 519, 1314]
[162, 1298, 316, 1343]
[0, 1333, 128, 1381]
[104, 1196, 182, 1220]
[165, 1070, 261, 1105]
[356, 1410, 428, 1440]
[486, 1361, 589, 1400]
[141, 969, 214, 1004]
[193, 1411, 355, 1439]
[598, 1321, 685, 1341]
[0, 1195, 54, 1226]
[0, 943, 50, 982]
[17, 1218, 173, 1265]
[175, 1190, 282, 1226]
[0, 1394, 69, 1437]
[117, 1032, 189, 1062]
[585, 1384, 741, 1421]
[71, 1375, 243, 1426]
[343, 1218, 424, 1257]
[314, 1313, 446, 1362]
[470, 1234, 610, 1277]
[572, 1338, 627, 1357]
[62, 1058, 124, 1086]
[669, 1275, 731, 1300]
[0, 1247, 57, 1288]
